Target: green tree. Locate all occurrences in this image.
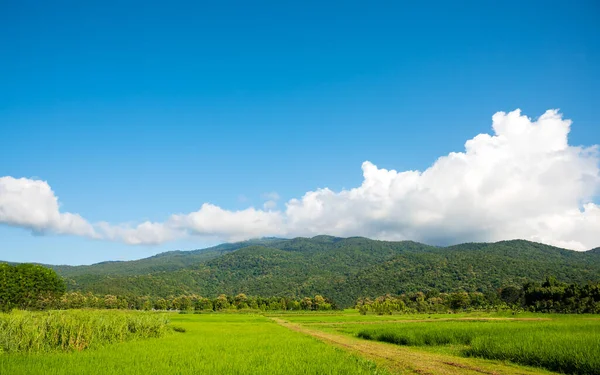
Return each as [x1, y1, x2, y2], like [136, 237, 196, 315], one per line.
[0, 263, 66, 311]
[214, 294, 230, 310]
[500, 286, 523, 306]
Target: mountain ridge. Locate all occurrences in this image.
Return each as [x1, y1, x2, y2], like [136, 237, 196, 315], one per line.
[4, 236, 599, 308]
[17, 236, 598, 270]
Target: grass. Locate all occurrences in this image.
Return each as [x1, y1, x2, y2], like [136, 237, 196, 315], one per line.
[466, 328, 600, 375]
[268, 310, 541, 324]
[353, 319, 600, 375]
[0, 313, 389, 375]
[2, 309, 598, 375]
[0, 310, 169, 353]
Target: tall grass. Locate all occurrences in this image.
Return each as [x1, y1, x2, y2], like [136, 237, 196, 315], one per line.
[356, 320, 600, 375]
[466, 329, 600, 375]
[357, 323, 480, 346]
[0, 310, 169, 353]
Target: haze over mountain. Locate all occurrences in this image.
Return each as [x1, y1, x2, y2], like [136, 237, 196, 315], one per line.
[36, 236, 600, 307]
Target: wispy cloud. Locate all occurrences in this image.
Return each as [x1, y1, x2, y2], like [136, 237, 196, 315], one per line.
[261, 192, 280, 201]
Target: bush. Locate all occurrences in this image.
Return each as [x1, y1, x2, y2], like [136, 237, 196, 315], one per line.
[0, 263, 65, 311]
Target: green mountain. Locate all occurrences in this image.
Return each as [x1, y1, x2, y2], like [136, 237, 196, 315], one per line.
[52, 238, 285, 277]
[38, 236, 600, 307]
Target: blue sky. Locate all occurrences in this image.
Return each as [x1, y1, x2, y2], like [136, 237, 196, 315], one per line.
[1, 1, 599, 265]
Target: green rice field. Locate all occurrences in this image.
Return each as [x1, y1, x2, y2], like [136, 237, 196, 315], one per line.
[0, 312, 388, 375]
[354, 319, 600, 374]
[1, 309, 598, 375]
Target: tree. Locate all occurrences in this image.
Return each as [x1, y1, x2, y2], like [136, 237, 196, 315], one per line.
[214, 294, 230, 310]
[0, 263, 66, 311]
[445, 292, 469, 310]
[234, 293, 249, 309]
[313, 295, 326, 310]
[500, 286, 523, 306]
[154, 298, 168, 310]
[104, 295, 118, 309]
[300, 297, 313, 310]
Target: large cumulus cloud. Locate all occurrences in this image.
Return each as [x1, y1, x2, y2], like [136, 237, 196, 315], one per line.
[1, 109, 598, 250]
[284, 110, 599, 249]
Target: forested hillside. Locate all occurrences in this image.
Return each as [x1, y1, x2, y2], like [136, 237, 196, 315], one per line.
[30, 236, 600, 307]
[340, 240, 600, 306]
[51, 238, 284, 277]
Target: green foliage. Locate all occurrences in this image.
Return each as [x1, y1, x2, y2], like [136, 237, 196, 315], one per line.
[358, 279, 600, 314]
[0, 310, 168, 353]
[11, 237, 600, 308]
[523, 277, 600, 313]
[0, 263, 65, 311]
[499, 285, 523, 306]
[54, 292, 335, 312]
[345, 240, 600, 307]
[356, 291, 501, 315]
[50, 238, 285, 278]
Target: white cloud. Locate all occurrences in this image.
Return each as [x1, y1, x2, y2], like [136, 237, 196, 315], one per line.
[263, 200, 278, 210]
[1, 109, 598, 250]
[279, 109, 600, 250]
[261, 192, 280, 201]
[95, 221, 180, 245]
[169, 203, 284, 242]
[261, 191, 280, 210]
[0, 177, 96, 238]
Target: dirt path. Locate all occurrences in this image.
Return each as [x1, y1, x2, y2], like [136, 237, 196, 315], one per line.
[271, 318, 553, 375]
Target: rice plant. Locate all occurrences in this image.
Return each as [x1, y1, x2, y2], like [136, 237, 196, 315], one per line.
[356, 319, 600, 375]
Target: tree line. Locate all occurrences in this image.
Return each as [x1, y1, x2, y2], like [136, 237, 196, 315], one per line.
[52, 292, 335, 312]
[356, 277, 600, 314]
[521, 276, 600, 313]
[1, 261, 335, 312]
